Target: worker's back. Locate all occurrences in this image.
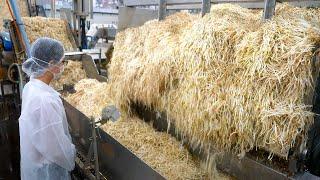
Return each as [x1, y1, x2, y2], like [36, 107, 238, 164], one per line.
[19, 78, 74, 180]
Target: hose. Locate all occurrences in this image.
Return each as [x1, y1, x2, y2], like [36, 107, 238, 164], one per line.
[8, 63, 18, 83]
[7, 63, 24, 98]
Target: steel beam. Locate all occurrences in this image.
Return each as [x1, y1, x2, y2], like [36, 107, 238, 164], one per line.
[158, 0, 166, 20]
[123, 0, 320, 8]
[201, 0, 210, 16]
[124, 0, 263, 6]
[263, 0, 276, 20]
[124, 0, 196, 6]
[89, 0, 93, 19]
[50, 0, 56, 18]
[166, 2, 264, 9]
[287, 1, 320, 7]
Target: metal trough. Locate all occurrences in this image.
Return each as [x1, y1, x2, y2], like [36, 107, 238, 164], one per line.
[63, 100, 165, 180]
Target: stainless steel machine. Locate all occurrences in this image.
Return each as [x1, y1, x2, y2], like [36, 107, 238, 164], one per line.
[63, 99, 165, 180]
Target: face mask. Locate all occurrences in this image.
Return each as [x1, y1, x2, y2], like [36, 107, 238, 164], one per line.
[52, 65, 64, 80]
[31, 56, 64, 79]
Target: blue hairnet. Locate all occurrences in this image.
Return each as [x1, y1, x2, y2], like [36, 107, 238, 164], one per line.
[22, 37, 65, 77]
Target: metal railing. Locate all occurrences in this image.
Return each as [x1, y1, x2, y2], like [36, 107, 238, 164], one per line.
[122, 0, 320, 20]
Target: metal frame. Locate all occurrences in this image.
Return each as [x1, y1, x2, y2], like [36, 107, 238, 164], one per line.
[122, 0, 320, 20]
[72, 0, 94, 50]
[63, 100, 165, 180]
[123, 0, 320, 7]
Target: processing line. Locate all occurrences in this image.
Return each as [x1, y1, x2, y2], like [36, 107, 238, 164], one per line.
[63, 95, 165, 180]
[2, 0, 320, 179]
[63, 95, 166, 179]
[123, 48, 320, 180]
[60, 47, 320, 179]
[56, 51, 320, 180]
[57, 53, 165, 180]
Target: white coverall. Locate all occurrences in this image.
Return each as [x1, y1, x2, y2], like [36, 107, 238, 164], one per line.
[19, 78, 76, 180]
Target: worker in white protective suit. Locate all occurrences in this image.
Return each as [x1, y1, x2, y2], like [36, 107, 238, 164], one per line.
[19, 37, 76, 180]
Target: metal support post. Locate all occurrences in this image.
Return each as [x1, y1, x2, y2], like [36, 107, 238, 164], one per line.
[201, 0, 210, 17]
[158, 0, 166, 21]
[51, 0, 56, 18]
[73, 0, 77, 31]
[89, 0, 93, 19]
[80, 17, 87, 50]
[98, 48, 102, 75]
[77, 0, 82, 49]
[263, 0, 276, 20]
[91, 121, 100, 180]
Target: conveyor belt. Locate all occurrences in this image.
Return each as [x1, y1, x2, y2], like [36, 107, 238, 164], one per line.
[63, 99, 165, 180]
[131, 101, 320, 180]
